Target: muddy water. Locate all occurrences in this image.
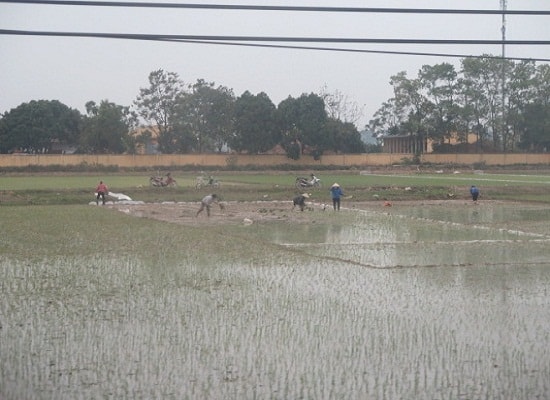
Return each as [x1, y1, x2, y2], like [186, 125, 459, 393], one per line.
[1, 203, 549, 399]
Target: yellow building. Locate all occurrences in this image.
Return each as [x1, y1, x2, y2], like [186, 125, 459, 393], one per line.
[383, 133, 478, 154]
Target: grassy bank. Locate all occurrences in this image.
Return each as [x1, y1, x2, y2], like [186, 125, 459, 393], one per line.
[1, 170, 549, 205]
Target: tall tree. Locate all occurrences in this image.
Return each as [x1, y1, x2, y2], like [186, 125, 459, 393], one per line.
[506, 60, 537, 151]
[80, 100, 136, 154]
[418, 63, 459, 144]
[455, 73, 490, 150]
[325, 118, 365, 153]
[229, 91, 279, 154]
[173, 79, 235, 153]
[278, 93, 328, 156]
[518, 103, 550, 152]
[533, 64, 550, 106]
[368, 98, 404, 138]
[461, 57, 512, 150]
[390, 71, 431, 154]
[134, 69, 186, 153]
[370, 57, 550, 153]
[0, 100, 81, 153]
[518, 64, 550, 151]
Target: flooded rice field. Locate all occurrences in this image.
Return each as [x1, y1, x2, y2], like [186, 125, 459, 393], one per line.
[1, 201, 549, 399]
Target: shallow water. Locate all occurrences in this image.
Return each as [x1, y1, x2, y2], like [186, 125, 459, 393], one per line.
[261, 206, 550, 268]
[1, 203, 549, 399]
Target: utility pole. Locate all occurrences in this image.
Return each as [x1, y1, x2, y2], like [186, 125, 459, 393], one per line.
[501, 0, 507, 58]
[500, 0, 507, 150]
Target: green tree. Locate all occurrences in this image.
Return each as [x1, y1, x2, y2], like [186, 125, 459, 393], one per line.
[0, 100, 81, 153]
[325, 118, 365, 153]
[79, 100, 135, 154]
[419, 63, 460, 145]
[390, 71, 431, 154]
[173, 79, 235, 153]
[371, 57, 549, 154]
[533, 64, 550, 106]
[506, 60, 537, 151]
[134, 69, 186, 154]
[278, 93, 328, 157]
[455, 73, 490, 151]
[370, 69, 461, 153]
[461, 56, 514, 150]
[368, 98, 404, 138]
[518, 103, 550, 152]
[229, 91, 279, 154]
[518, 64, 550, 152]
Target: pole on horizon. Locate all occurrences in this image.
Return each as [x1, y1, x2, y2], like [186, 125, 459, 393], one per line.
[500, 0, 507, 150]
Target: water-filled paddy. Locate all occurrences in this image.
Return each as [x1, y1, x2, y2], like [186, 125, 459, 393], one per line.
[1, 202, 549, 399]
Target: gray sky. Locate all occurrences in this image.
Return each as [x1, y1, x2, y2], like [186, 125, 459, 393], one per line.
[1, 0, 549, 129]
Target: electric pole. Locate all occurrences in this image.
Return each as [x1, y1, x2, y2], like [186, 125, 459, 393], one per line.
[500, 0, 507, 150]
[501, 0, 507, 58]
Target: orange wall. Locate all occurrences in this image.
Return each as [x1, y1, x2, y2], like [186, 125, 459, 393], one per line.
[0, 153, 549, 168]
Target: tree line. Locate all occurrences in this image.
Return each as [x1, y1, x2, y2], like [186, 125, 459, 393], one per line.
[3, 59, 548, 157]
[0, 70, 367, 158]
[369, 57, 550, 153]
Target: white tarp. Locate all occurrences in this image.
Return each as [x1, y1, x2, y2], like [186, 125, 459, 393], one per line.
[93, 192, 132, 202]
[107, 192, 132, 201]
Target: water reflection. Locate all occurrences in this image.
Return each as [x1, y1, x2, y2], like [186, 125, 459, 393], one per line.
[262, 205, 548, 268]
[385, 202, 550, 236]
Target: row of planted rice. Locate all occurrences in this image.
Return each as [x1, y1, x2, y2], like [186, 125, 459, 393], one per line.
[1, 202, 549, 399]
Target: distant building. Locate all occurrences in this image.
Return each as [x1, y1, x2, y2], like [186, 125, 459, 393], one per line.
[382, 134, 430, 154]
[382, 133, 478, 154]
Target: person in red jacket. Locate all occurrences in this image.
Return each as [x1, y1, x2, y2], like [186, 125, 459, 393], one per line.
[95, 180, 109, 205]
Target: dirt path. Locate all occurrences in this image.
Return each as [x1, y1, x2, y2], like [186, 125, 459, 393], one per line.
[111, 200, 322, 226]
[110, 199, 487, 226]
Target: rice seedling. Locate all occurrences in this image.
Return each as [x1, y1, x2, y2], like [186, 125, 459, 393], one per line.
[1, 199, 549, 399]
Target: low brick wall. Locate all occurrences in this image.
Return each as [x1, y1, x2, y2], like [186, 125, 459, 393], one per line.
[0, 153, 548, 168]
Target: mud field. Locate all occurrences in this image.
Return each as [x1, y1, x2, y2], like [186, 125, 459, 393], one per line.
[111, 199, 488, 226]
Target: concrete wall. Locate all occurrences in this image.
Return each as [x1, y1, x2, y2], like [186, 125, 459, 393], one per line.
[0, 153, 549, 168]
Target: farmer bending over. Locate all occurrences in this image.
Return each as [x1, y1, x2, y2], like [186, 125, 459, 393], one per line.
[470, 185, 480, 203]
[293, 193, 309, 211]
[196, 194, 224, 217]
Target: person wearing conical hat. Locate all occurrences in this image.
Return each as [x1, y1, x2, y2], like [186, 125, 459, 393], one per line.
[329, 183, 344, 211]
[293, 193, 309, 211]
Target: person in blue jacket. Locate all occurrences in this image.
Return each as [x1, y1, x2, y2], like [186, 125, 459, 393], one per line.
[330, 183, 344, 210]
[470, 185, 480, 202]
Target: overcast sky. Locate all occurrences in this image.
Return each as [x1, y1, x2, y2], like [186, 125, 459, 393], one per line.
[1, 0, 549, 129]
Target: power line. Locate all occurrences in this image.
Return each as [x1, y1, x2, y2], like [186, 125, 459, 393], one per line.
[170, 39, 550, 63]
[163, 39, 549, 62]
[2, 29, 550, 46]
[1, 0, 549, 15]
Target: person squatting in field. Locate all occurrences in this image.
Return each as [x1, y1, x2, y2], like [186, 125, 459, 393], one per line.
[293, 193, 309, 211]
[196, 194, 224, 217]
[96, 180, 108, 205]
